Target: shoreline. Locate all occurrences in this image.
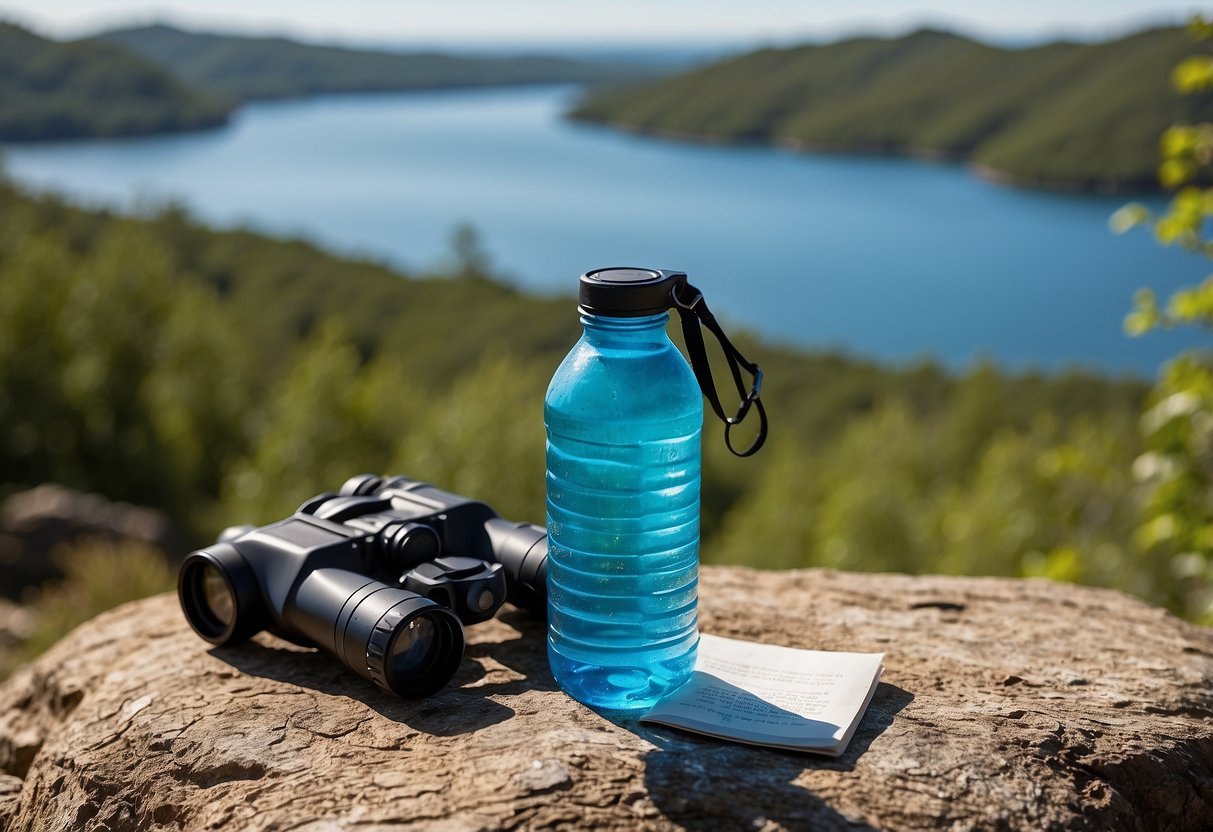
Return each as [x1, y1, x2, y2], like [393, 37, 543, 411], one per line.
[0, 114, 232, 147]
[0, 81, 589, 147]
[7, 92, 1164, 197]
[576, 115, 1162, 196]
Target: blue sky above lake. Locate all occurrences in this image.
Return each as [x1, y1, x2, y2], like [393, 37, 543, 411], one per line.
[1, 0, 1201, 49]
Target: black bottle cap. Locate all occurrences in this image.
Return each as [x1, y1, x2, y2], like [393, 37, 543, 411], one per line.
[578, 267, 688, 317]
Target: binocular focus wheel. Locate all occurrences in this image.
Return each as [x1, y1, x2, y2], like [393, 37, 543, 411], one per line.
[340, 474, 384, 496]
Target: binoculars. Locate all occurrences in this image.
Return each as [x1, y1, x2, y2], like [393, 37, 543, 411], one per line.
[177, 475, 548, 698]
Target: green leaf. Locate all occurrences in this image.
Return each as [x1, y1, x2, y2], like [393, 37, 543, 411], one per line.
[1173, 57, 1213, 93]
[1160, 158, 1197, 189]
[1162, 125, 1198, 158]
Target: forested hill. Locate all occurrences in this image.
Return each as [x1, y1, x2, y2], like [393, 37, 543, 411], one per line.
[2, 175, 1173, 623]
[572, 27, 1213, 192]
[0, 23, 230, 142]
[95, 25, 660, 101]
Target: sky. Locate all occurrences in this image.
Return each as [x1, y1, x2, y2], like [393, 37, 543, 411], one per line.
[0, 0, 1205, 49]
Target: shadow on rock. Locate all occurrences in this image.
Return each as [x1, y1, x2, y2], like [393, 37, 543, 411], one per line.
[634, 682, 914, 830]
[211, 631, 526, 736]
[463, 640, 559, 697]
[462, 606, 559, 697]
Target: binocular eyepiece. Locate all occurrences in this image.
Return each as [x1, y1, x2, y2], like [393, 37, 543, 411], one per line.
[178, 475, 548, 698]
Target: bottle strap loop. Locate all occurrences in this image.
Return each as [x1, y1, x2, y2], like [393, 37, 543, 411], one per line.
[672, 281, 768, 457]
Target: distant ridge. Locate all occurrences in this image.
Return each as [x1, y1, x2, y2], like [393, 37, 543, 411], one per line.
[95, 24, 661, 101]
[571, 27, 1213, 192]
[0, 23, 229, 142]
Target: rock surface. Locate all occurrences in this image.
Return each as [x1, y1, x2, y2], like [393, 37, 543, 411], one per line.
[0, 566, 1211, 831]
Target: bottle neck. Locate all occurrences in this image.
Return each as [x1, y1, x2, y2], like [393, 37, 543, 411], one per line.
[580, 311, 671, 347]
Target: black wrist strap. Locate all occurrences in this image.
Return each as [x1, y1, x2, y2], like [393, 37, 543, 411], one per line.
[672, 281, 768, 457]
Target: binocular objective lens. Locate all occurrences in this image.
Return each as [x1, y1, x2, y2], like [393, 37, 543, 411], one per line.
[201, 563, 235, 628]
[360, 595, 463, 698]
[389, 615, 438, 677]
[179, 546, 261, 646]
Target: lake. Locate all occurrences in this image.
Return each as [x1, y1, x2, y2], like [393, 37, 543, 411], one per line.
[3, 84, 1203, 375]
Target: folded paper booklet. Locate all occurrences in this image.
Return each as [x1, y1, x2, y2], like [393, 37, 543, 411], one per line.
[641, 633, 885, 756]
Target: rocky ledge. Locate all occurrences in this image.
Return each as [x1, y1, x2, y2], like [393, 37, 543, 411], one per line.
[0, 567, 1210, 831]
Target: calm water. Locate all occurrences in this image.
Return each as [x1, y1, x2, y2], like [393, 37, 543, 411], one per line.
[4, 85, 1203, 374]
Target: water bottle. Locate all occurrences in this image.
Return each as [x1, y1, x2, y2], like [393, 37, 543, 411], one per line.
[545, 267, 768, 710]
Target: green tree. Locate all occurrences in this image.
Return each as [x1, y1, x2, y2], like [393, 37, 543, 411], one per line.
[1111, 17, 1213, 623]
[443, 223, 493, 281]
[391, 355, 549, 524]
[0, 213, 253, 524]
[707, 384, 1146, 601]
[220, 322, 425, 525]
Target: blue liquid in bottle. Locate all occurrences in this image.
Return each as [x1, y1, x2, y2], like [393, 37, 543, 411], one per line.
[545, 309, 702, 711]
